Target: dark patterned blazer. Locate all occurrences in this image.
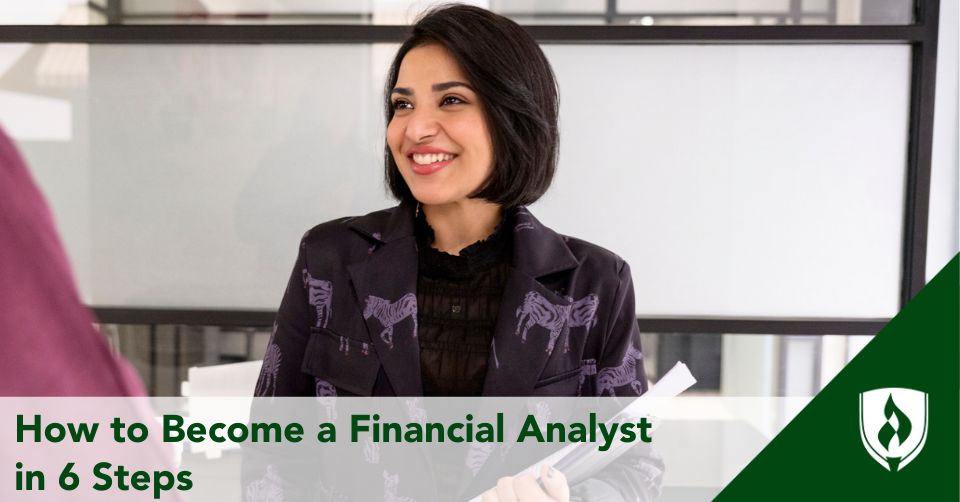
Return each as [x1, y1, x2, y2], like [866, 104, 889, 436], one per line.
[255, 200, 649, 399]
[250, 201, 661, 501]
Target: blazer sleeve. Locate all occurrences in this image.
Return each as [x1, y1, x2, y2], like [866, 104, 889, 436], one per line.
[597, 260, 648, 395]
[253, 237, 315, 397]
[572, 260, 664, 501]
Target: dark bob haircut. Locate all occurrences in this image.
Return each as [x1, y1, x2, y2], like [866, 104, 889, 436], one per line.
[383, 3, 560, 208]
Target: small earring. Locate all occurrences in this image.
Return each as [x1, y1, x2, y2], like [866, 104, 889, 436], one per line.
[415, 202, 421, 217]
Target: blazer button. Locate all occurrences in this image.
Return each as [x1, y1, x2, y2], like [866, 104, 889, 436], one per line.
[451, 305, 462, 314]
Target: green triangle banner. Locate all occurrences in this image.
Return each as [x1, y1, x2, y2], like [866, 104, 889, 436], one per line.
[716, 254, 959, 500]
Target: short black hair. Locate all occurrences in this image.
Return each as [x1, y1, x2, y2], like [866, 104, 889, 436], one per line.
[383, 3, 560, 208]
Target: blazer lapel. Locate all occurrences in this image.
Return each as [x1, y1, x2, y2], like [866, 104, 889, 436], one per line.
[482, 206, 580, 396]
[481, 272, 571, 396]
[346, 201, 423, 396]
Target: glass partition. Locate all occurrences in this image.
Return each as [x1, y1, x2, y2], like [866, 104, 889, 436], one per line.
[1, 42, 911, 316]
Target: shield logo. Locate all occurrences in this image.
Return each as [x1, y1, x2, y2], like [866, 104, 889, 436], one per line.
[859, 388, 928, 472]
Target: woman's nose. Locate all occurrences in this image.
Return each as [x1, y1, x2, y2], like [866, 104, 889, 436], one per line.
[405, 108, 441, 142]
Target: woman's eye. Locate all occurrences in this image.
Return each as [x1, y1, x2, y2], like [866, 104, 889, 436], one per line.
[392, 99, 411, 110]
[442, 96, 465, 106]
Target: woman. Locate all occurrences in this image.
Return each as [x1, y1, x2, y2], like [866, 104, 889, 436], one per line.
[253, 4, 659, 501]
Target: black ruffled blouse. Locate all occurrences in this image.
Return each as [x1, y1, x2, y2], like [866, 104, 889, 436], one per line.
[414, 208, 513, 396]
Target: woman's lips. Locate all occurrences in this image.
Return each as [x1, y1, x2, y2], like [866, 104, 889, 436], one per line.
[410, 156, 456, 175]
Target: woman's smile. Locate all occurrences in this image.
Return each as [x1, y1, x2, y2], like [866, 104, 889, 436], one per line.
[406, 145, 459, 175]
[410, 154, 457, 175]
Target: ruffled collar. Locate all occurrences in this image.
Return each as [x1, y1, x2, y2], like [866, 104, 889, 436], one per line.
[415, 207, 513, 279]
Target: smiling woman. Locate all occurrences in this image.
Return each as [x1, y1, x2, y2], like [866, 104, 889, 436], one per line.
[251, 3, 661, 501]
[386, 42, 496, 225]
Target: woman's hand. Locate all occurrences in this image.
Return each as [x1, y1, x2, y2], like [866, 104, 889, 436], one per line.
[480, 464, 570, 502]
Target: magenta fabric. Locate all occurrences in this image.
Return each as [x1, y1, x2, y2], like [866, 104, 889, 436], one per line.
[0, 127, 145, 396]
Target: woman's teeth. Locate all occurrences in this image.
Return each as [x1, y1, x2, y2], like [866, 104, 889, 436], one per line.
[412, 153, 456, 164]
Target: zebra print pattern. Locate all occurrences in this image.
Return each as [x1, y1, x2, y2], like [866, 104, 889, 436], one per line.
[532, 400, 551, 425]
[255, 324, 281, 397]
[315, 378, 337, 422]
[514, 291, 601, 353]
[382, 471, 417, 502]
[315, 378, 337, 397]
[596, 345, 645, 396]
[302, 270, 333, 329]
[578, 358, 597, 397]
[404, 398, 427, 426]
[515, 291, 571, 353]
[464, 442, 494, 476]
[564, 293, 600, 352]
[363, 437, 380, 465]
[514, 206, 535, 232]
[245, 465, 283, 502]
[367, 232, 382, 254]
[363, 293, 418, 349]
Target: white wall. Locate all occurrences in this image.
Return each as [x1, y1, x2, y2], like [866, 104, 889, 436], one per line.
[540, 44, 909, 318]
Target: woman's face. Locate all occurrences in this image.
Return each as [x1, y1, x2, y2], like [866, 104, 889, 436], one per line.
[387, 43, 494, 207]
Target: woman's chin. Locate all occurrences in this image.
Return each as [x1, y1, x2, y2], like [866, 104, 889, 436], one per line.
[411, 193, 457, 206]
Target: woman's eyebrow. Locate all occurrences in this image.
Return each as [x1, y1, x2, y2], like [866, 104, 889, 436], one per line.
[392, 81, 475, 96]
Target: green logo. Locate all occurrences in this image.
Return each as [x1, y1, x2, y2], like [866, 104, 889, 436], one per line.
[860, 388, 928, 472]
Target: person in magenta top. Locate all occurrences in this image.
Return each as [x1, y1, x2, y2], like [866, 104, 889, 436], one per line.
[0, 125, 144, 397]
